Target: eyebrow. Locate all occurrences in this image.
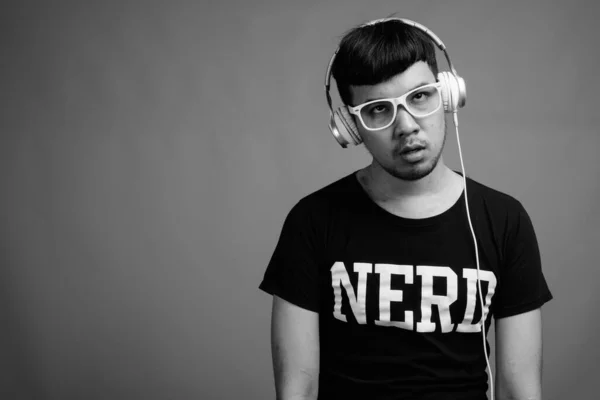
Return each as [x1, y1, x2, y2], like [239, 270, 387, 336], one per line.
[360, 80, 434, 104]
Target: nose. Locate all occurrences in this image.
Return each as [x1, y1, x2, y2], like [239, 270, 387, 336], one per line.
[393, 107, 420, 136]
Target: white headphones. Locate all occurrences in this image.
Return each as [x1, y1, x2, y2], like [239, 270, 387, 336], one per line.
[324, 18, 467, 148]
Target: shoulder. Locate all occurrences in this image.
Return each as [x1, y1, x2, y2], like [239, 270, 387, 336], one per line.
[465, 175, 527, 217]
[275, 171, 362, 247]
[463, 174, 537, 237]
[289, 170, 360, 217]
[464, 175, 541, 258]
[275, 171, 361, 240]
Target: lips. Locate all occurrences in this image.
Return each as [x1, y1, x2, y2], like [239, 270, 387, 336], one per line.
[400, 144, 426, 154]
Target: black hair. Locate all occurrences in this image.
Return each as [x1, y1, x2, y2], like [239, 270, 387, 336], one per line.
[331, 19, 439, 106]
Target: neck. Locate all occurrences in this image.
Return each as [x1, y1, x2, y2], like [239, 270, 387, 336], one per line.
[365, 158, 455, 200]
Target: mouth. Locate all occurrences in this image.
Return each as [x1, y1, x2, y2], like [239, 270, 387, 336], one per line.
[399, 145, 426, 155]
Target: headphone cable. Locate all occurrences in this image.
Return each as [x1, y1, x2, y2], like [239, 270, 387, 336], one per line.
[454, 112, 495, 400]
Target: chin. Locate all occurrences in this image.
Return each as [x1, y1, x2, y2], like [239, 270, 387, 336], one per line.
[385, 158, 440, 181]
[390, 166, 434, 181]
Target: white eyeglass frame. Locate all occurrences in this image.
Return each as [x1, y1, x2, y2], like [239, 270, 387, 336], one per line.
[347, 82, 443, 131]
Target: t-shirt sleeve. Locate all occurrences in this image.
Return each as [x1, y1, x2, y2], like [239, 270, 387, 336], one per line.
[258, 199, 323, 313]
[492, 201, 553, 319]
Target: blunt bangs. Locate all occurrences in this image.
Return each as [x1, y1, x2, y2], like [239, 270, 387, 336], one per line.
[331, 20, 439, 106]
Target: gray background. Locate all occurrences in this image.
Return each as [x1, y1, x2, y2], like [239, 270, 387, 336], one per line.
[1, 0, 598, 399]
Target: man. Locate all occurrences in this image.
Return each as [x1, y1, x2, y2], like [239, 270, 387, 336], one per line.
[259, 18, 552, 400]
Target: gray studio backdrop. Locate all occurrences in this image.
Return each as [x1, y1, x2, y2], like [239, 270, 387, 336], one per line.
[1, 1, 598, 399]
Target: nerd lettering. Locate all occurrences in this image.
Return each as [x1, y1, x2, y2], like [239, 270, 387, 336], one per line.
[331, 262, 497, 333]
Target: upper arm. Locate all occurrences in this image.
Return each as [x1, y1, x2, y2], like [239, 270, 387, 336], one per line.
[495, 308, 543, 400]
[271, 295, 320, 400]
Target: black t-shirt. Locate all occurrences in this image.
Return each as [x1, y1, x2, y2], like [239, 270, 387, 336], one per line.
[259, 171, 552, 400]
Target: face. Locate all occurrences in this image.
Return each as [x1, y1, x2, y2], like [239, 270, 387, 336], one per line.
[349, 61, 446, 181]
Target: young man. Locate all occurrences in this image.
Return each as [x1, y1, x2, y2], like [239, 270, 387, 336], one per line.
[259, 18, 552, 400]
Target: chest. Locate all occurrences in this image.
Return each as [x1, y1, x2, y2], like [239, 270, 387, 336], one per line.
[317, 217, 501, 334]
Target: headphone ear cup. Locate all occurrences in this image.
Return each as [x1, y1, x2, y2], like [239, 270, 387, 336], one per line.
[438, 71, 466, 112]
[333, 107, 362, 146]
[438, 72, 451, 112]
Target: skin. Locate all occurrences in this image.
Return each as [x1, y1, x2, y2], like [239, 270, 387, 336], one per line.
[495, 309, 543, 400]
[271, 60, 543, 400]
[271, 296, 319, 400]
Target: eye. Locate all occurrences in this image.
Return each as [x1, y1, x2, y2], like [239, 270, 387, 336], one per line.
[408, 86, 436, 104]
[363, 101, 392, 117]
[372, 104, 388, 114]
[413, 92, 427, 101]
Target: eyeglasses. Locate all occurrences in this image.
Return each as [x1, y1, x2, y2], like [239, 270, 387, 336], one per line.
[347, 82, 443, 131]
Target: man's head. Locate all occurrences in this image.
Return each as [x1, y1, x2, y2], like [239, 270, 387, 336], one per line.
[331, 19, 447, 181]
